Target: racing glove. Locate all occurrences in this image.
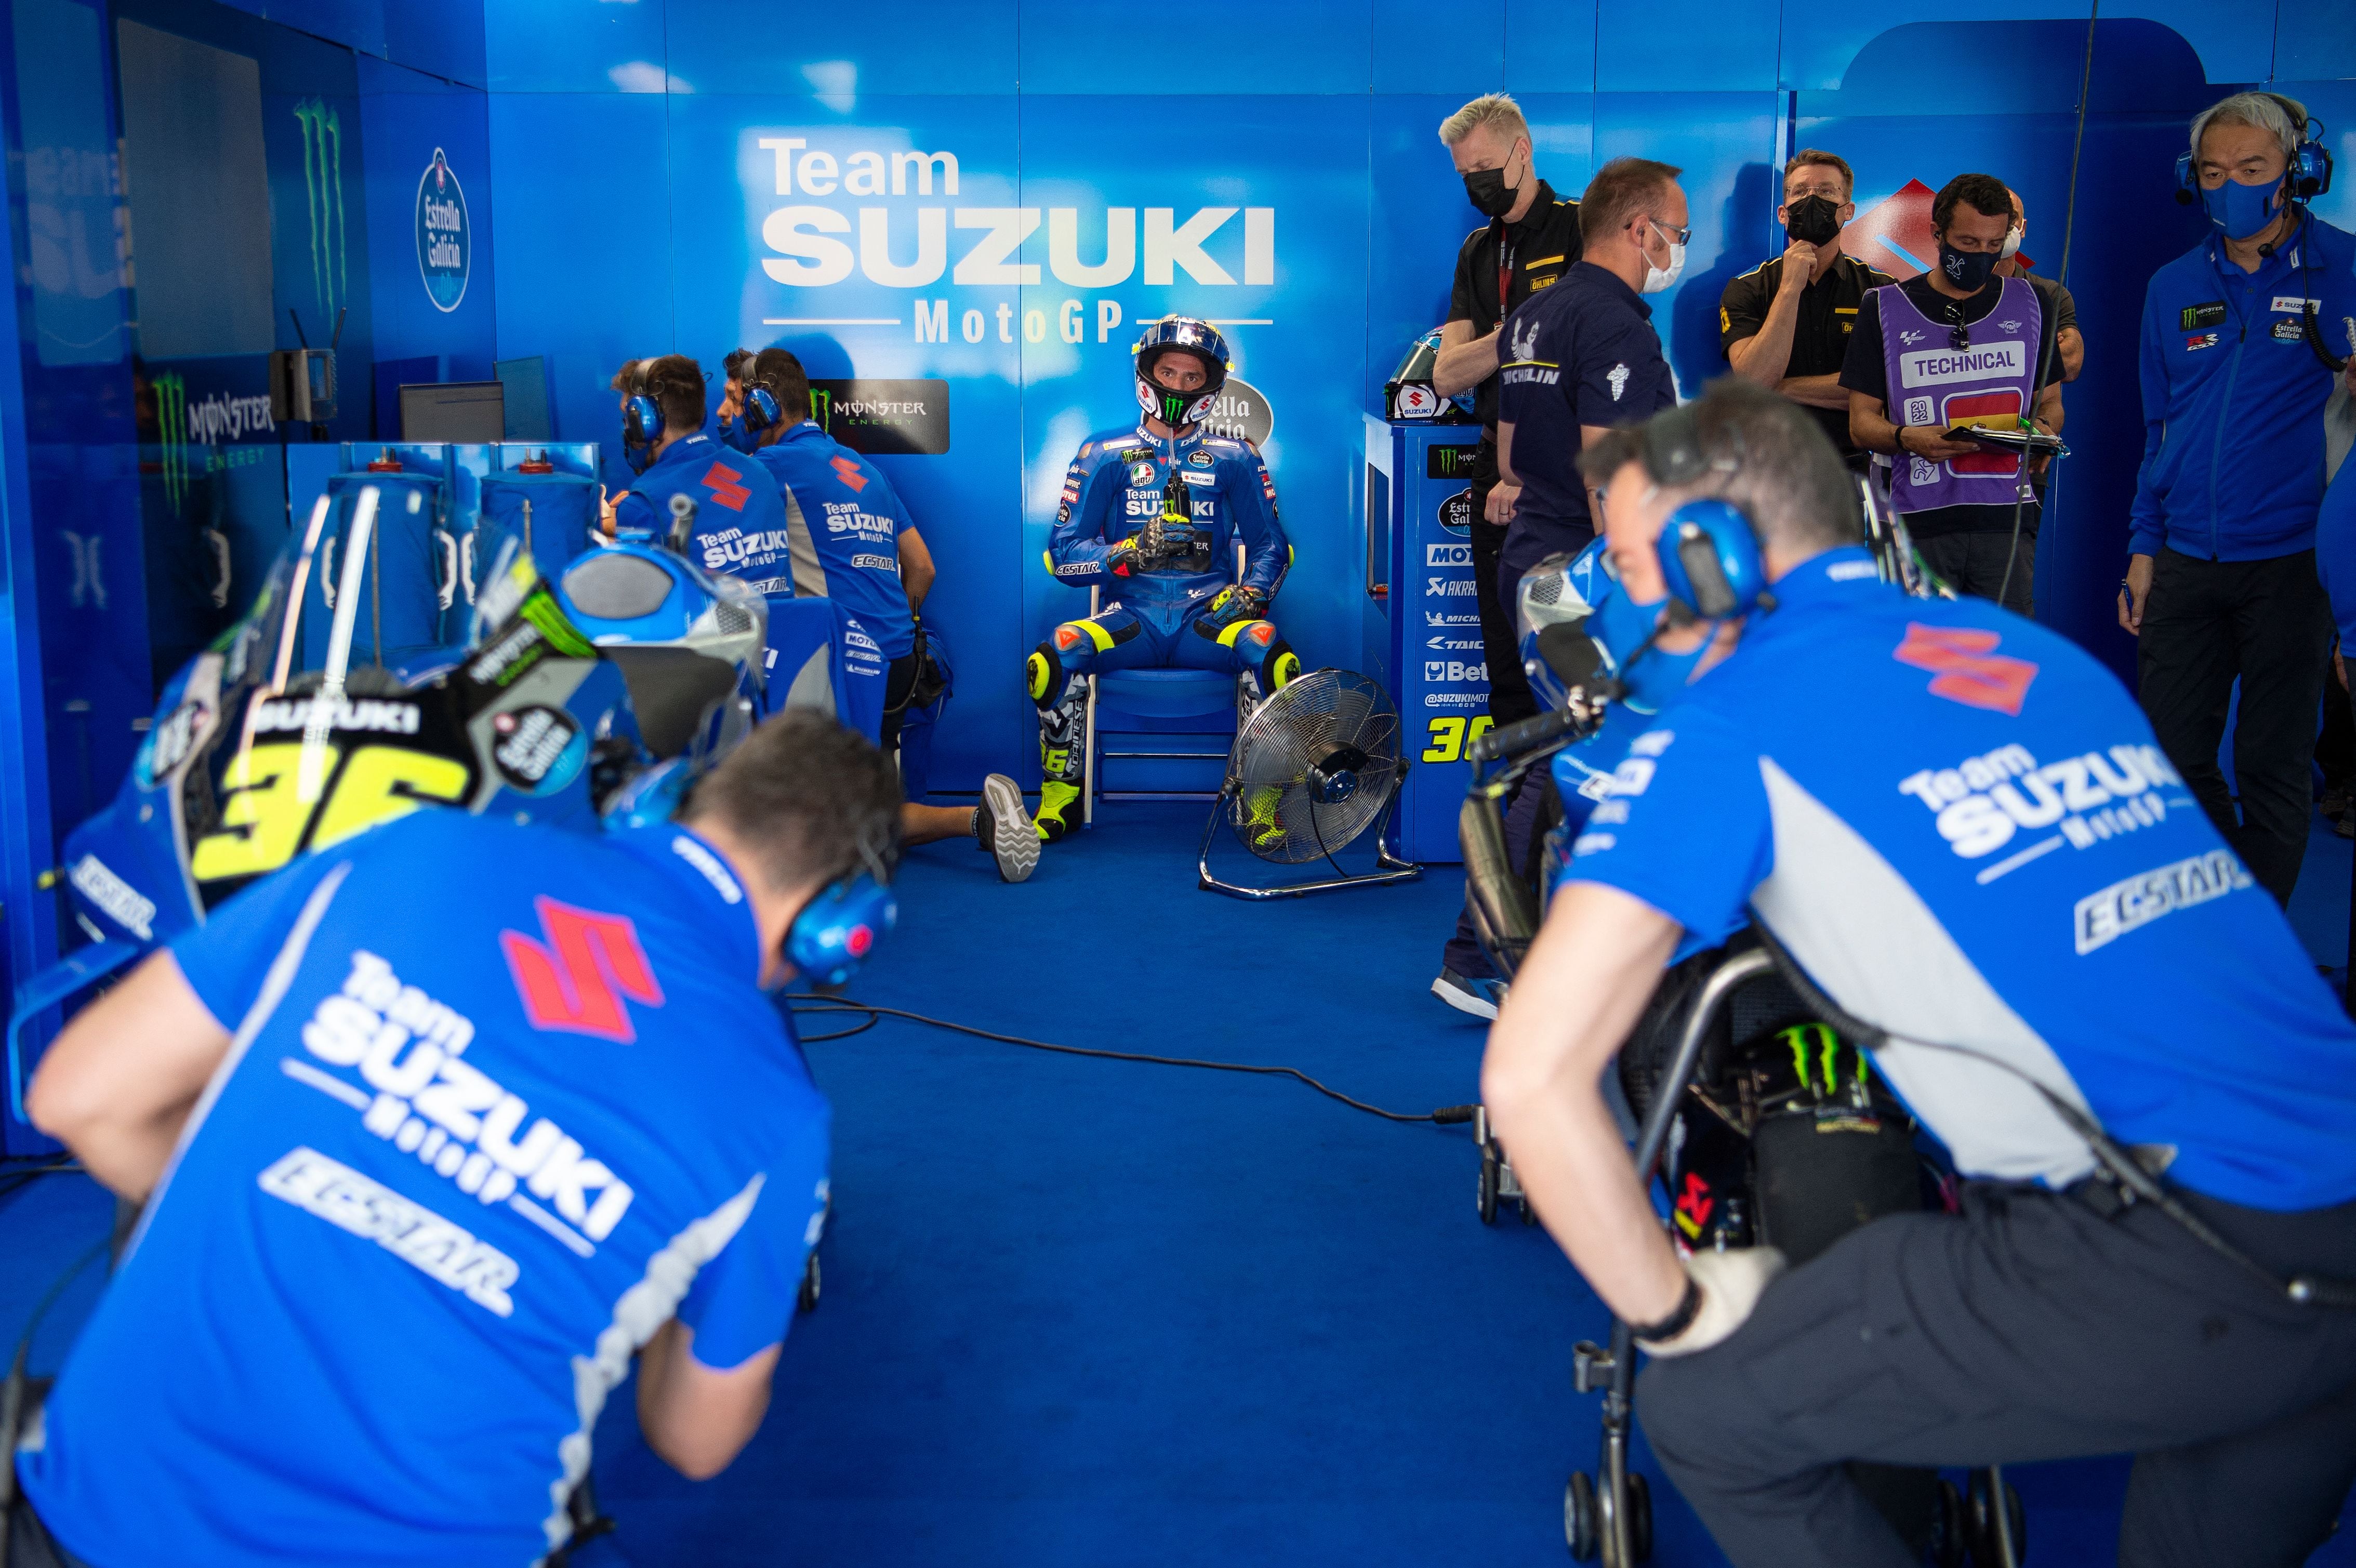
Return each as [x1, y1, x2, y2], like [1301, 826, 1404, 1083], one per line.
[1203, 584, 1268, 629]
[1637, 1246, 1787, 1359]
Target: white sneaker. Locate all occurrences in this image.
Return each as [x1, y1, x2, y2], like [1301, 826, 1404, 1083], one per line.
[977, 774, 1039, 883]
[1431, 968, 1506, 1021]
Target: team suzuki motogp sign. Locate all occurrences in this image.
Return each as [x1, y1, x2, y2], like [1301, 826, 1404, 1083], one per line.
[749, 136, 1274, 340]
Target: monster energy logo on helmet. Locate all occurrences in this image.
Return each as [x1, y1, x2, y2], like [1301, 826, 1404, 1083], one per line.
[293, 99, 348, 318]
[1133, 315, 1231, 429]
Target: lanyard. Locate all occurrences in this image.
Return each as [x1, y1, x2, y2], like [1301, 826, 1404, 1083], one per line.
[1494, 221, 1517, 331]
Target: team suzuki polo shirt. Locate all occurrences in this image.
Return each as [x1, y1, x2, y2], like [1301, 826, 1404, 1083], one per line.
[20, 812, 829, 1567]
[1567, 547, 2356, 1211]
[612, 431, 795, 591]
[748, 420, 918, 660]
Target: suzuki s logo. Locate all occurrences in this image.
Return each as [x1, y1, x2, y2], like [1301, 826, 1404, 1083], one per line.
[501, 898, 666, 1043]
[1893, 623, 2039, 716]
[829, 454, 868, 491]
[701, 462, 751, 512]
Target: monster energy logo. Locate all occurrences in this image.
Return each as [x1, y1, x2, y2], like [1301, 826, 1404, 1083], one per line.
[156, 371, 190, 513]
[808, 387, 831, 431]
[293, 99, 348, 319]
[1778, 1022, 1868, 1094]
[151, 373, 274, 514]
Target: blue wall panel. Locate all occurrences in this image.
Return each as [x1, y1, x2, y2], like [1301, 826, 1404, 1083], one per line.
[664, 1, 1016, 97]
[359, 55, 498, 399]
[1598, 0, 1775, 92]
[1502, 0, 1597, 95]
[486, 89, 670, 448]
[482, 0, 665, 92]
[383, 0, 486, 87]
[1018, 0, 1372, 95]
[1778, 0, 2275, 92]
[1373, 0, 1503, 96]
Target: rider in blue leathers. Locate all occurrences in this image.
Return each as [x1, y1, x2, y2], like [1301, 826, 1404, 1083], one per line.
[1026, 316, 1299, 843]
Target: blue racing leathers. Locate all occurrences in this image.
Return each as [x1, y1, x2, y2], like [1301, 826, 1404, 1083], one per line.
[1028, 422, 1297, 797]
[2129, 209, 2356, 563]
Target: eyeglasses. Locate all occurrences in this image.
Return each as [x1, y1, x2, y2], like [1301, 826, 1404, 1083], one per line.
[1944, 304, 1969, 352]
[1649, 219, 1694, 247]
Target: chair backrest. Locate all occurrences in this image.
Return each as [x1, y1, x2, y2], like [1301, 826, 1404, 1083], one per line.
[300, 473, 450, 672]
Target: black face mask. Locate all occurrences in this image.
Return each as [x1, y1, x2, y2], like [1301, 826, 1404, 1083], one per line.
[1938, 242, 1999, 294]
[1464, 162, 1520, 220]
[1784, 195, 1842, 246]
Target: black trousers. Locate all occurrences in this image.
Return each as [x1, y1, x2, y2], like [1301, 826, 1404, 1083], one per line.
[878, 650, 917, 758]
[1914, 529, 2035, 616]
[6, 1484, 88, 1568]
[1468, 435, 1538, 728]
[2136, 547, 2333, 905]
[1639, 1184, 2356, 1568]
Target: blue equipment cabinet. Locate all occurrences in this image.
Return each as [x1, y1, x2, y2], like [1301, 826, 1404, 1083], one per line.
[1368, 417, 1486, 865]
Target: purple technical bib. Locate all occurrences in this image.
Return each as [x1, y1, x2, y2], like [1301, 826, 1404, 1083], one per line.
[1875, 276, 2042, 512]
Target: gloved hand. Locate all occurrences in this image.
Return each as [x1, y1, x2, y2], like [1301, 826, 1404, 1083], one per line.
[1107, 535, 1144, 576]
[1639, 1246, 1787, 1359]
[1203, 584, 1268, 629]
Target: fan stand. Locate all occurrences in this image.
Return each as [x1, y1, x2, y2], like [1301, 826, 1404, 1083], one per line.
[1196, 761, 1423, 901]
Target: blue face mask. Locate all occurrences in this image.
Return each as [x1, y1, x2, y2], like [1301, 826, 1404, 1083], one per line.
[1586, 579, 1709, 715]
[2204, 174, 2285, 241]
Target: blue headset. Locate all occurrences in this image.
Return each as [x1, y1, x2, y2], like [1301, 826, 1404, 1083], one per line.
[740, 384, 782, 436]
[2174, 98, 2334, 206]
[787, 829, 897, 988]
[788, 870, 897, 989]
[621, 393, 663, 474]
[1640, 405, 1775, 622]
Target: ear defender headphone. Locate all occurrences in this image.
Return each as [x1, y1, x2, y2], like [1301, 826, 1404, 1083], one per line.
[2174, 96, 2335, 206]
[622, 393, 663, 474]
[786, 838, 898, 990]
[739, 383, 782, 438]
[1637, 404, 1775, 622]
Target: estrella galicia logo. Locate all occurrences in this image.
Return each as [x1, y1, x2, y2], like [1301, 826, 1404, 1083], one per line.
[1438, 486, 1474, 536]
[416, 148, 470, 313]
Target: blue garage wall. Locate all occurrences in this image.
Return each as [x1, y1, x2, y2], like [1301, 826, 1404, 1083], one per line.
[481, 0, 2348, 794]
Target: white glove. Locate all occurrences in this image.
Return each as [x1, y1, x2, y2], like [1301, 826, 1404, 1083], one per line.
[1639, 1246, 1788, 1359]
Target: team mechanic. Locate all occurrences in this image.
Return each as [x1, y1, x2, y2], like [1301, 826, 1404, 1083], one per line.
[1023, 315, 1295, 846]
[10, 711, 897, 1567]
[1483, 378, 2356, 1568]
[608, 353, 796, 566]
[733, 346, 1038, 883]
[1431, 156, 1681, 1020]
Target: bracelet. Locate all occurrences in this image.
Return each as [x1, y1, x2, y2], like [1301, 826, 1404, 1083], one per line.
[1629, 1273, 1703, 1345]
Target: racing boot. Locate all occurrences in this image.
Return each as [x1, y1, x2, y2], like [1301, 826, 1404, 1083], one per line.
[1241, 784, 1288, 853]
[1029, 646, 1090, 844]
[1035, 780, 1081, 844]
[975, 773, 1039, 883]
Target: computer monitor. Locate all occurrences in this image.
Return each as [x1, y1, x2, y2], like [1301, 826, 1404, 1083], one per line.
[399, 380, 504, 442]
[493, 355, 553, 440]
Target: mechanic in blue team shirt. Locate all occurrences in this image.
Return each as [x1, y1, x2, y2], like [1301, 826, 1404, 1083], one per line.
[1483, 379, 2356, 1568]
[1023, 315, 1295, 846]
[735, 346, 1037, 884]
[608, 354, 795, 571]
[14, 710, 893, 1568]
[2119, 91, 2356, 907]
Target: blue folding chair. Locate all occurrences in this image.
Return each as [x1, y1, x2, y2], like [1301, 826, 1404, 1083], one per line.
[1079, 544, 1252, 827]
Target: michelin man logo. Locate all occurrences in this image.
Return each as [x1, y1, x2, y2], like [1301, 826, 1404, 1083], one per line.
[1508, 315, 1541, 363]
[1607, 363, 1630, 403]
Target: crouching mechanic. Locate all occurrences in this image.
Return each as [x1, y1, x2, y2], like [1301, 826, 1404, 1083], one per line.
[1027, 315, 1296, 844]
[736, 346, 1037, 883]
[12, 709, 895, 1567]
[1481, 378, 2356, 1568]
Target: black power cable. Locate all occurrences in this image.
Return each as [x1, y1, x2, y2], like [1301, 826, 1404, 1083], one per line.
[785, 997, 1476, 1127]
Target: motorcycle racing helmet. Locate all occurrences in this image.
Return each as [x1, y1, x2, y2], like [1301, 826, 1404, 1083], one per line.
[1515, 544, 1612, 713]
[1133, 315, 1231, 428]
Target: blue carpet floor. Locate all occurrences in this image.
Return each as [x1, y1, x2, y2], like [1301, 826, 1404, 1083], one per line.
[6, 799, 2355, 1565]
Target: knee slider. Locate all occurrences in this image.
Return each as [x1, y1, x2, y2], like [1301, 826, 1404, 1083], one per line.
[1026, 645, 1062, 705]
[1261, 638, 1299, 692]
